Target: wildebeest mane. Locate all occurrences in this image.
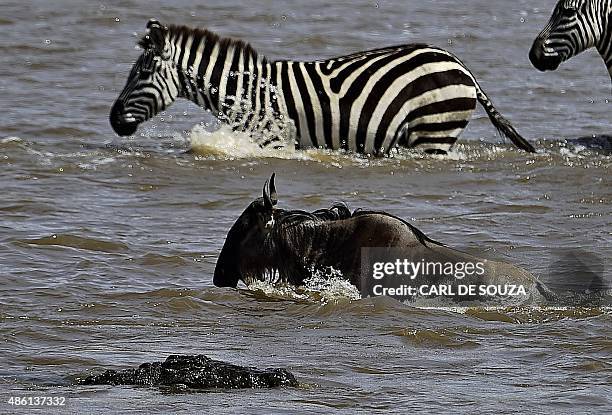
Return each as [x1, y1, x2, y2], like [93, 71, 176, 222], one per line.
[273, 202, 442, 248]
[275, 203, 352, 228]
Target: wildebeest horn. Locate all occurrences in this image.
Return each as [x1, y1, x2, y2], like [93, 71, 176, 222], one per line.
[263, 173, 278, 209]
[269, 173, 277, 204]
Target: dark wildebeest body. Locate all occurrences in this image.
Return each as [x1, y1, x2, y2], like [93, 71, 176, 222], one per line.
[214, 175, 545, 303]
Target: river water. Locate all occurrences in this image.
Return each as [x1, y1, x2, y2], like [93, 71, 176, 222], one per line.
[1, 0, 610, 413]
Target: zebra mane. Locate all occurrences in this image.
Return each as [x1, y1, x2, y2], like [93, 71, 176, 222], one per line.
[137, 35, 152, 50]
[137, 24, 265, 62]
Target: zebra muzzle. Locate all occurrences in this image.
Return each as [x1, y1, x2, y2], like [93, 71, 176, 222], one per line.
[529, 38, 562, 71]
[110, 100, 139, 136]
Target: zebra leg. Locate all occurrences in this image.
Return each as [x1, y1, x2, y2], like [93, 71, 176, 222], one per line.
[259, 134, 288, 150]
[397, 129, 462, 155]
[414, 136, 456, 154]
[249, 120, 292, 151]
[397, 104, 475, 154]
[423, 148, 450, 155]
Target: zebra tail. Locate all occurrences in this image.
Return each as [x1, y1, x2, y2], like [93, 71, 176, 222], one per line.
[474, 85, 536, 153]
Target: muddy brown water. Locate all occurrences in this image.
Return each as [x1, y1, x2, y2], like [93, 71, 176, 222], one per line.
[1, 0, 610, 413]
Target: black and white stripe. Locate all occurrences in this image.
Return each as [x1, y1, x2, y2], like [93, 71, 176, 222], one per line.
[530, 0, 612, 84]
[110, 19, 535, 154]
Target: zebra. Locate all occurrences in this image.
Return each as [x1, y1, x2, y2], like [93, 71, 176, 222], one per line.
[530, 0, 612, 86]
[110, 19, 535, 154]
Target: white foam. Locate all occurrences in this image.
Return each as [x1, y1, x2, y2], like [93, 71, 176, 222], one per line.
[1, 136, 22, 143]
[188, 124, 299, 159]
[77, 156, 118, 170]
[559, 145, 583, 158]
[246, 279, 310, 301]
[187, 124, 396, 165]
[246, 268, 361, 303]
[301, 270, 362, 301]
[188, 125, 524, 164]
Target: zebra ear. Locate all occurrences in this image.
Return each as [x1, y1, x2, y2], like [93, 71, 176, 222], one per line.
[145, 19, 169, 58]
[146, 19, 162, 30]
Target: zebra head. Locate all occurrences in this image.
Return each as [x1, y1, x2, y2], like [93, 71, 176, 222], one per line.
[110, 19, 180, 136]
[530, 0, 610, 72]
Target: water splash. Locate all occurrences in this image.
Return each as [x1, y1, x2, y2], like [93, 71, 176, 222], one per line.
[245, 267, 360, 303]
[246, 279, 310, 301]
[186, 124, 511, 167]
[1, 136, 22, 144]
[301, 270, 361, 302]
[186, 124, 608, 169]
[189, 124, 299, 159]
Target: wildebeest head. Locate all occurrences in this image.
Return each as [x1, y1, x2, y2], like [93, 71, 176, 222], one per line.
[213, 174, 279, 288]
[110, 19, 179, 136]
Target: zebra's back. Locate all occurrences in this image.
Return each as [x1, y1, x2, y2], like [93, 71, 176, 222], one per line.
[276, 44, 478, 154]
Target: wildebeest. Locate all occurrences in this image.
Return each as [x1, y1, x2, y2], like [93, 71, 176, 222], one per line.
[214, 174, 548, 303]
